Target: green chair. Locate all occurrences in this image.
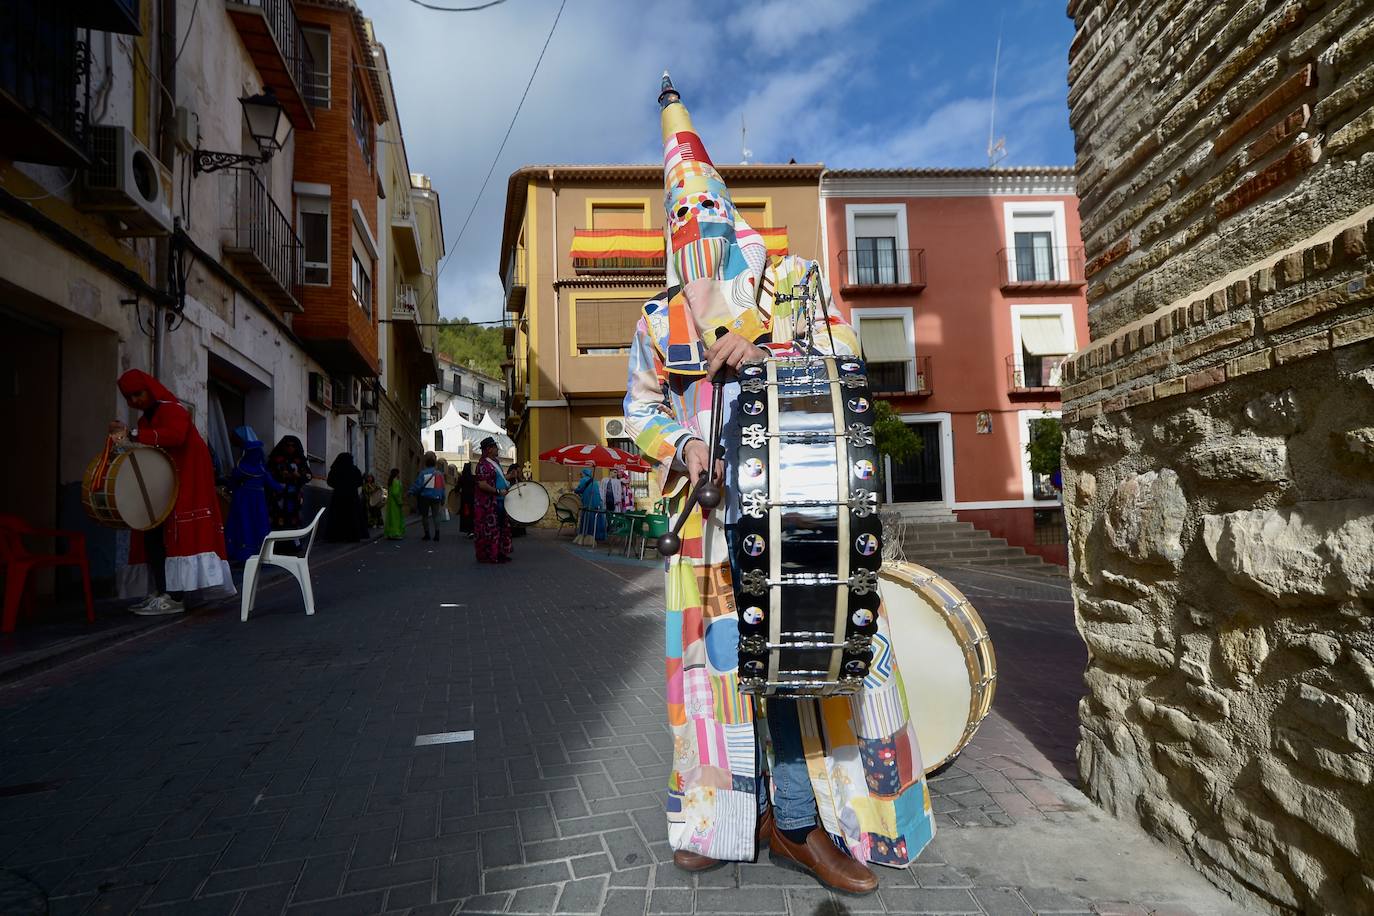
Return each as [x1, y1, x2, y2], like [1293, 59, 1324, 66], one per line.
[636, 513, 671, 560]
[554, 493, 581, 535]
[605, 512, 633, 553]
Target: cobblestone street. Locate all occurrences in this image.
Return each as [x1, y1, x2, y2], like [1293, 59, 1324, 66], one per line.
[0, 531, 1250, 915]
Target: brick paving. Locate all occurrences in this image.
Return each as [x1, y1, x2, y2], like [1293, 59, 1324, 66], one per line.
[0, 532, 1250, 915]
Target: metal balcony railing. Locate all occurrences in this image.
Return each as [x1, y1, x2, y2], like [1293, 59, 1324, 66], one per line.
[395, 284, 419, 319]
[223, 169, 302, 308]
[226, 0, 313, 125]
[505, 248, 529, 313]
[866, 356, 932, 395]
[997, 245, 1085, 288]
[838, 248, 927, 291]
[1006, 354, 1067, 392]
[0, 4, 90, 165]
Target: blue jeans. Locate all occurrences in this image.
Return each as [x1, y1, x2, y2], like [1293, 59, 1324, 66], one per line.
[757, 699, 818, 831]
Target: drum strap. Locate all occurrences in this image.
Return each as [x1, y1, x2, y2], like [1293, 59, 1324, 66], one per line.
[129, 451, 157, 523]
[90, 437, 116, 490]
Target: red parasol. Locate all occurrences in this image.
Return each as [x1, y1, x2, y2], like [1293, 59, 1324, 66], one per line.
[539, 443, 650, 472]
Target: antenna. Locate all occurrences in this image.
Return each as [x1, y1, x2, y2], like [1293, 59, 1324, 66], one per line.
[987, 16, 1007, 167]
[741, 112, 753, 164]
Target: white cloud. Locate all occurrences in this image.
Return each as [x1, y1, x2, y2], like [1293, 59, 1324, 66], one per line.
[726, 0, 876, 56]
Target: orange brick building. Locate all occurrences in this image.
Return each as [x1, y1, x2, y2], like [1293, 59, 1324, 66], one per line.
[292, 0, 387, 378]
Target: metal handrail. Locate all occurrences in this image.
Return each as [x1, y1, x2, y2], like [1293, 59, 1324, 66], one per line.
[229, 169, 302, 296]
[838, 248, 926, 288]
[1006, 353, 1067, 390]
[997, 245, 1085, 286]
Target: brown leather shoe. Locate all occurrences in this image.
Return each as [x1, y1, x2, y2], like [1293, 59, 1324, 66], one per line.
[672, 805, 776, 872]
[769, 824, 879, 895]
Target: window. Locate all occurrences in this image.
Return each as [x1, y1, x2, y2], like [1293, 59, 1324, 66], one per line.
[846, 207, 910, 285]
[434, 429, 444, 452]
[351, 251, 372, 315]
[299, 196, 330, 285]
[736, 203, 769, 227]
[1011, 306, 1075, 389]
[575, 298, 641, 355]
[301, 27, 330, 107]
[1003, 202, 1069, 283]
[477, 382, 486, 399]
[351, 75, 372, 172]
[590, 204, 645, 230]
[854, 311, 914, 392]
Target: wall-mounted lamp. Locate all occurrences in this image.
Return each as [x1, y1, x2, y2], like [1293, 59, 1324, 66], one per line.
[192, 89, 293, 175]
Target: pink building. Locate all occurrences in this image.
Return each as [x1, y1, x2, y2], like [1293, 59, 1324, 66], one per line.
[821, 168, 1088, 565]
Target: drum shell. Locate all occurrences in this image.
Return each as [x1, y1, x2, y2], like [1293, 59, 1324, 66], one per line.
[878, 561, 996, 773]
[504, 481, 551, 525]
[82, 447, 178, 531]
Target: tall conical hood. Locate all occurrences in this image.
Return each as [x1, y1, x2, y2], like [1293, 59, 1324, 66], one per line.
[659, 72, 764, 285]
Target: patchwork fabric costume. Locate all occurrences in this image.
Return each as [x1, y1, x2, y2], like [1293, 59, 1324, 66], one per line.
[622, 74, 936, 866]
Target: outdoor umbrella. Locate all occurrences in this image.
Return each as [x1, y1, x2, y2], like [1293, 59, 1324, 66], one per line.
[539, 444, 650, 472]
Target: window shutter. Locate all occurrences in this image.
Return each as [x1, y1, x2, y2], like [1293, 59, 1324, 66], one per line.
[577, 299, 641, 349]
[857, 317, 911, 363]
[591, 206, 645, 231]
[1020, 315, 1070, 356]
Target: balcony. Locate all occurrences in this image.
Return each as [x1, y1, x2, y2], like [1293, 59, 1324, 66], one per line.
[225, 0, 314, 129]
[73, 1, 142, 34]
[391, 194, 422, 273]
[0, 5, 90, 166]
[998, 246, 1085, 291]
[837, 249, 926, 295]
[568, 227, 789, 276]
[867, 356, 932, 398]
[505, 248, 528, 315]
[221, 169, 303, 312]
[1007, 354, 1067, 396]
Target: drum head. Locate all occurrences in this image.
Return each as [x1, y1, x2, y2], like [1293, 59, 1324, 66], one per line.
[112, 449, 177, 530]
[505, 481, 550, 525]
[879, 563, 980, 772]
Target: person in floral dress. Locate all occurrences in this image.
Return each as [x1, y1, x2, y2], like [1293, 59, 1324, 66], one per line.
[473, 437, 511, 563]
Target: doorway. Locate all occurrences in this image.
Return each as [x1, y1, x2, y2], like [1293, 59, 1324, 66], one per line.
[0, 315, 60, 529]
[886, 421, 944, 503]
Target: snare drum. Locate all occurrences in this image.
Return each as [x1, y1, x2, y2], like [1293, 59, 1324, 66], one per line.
[504, 480, 550, 526]
[879, 561, 997, 773]
[732, 354, 881, 697]
[82, 442, 178, 531]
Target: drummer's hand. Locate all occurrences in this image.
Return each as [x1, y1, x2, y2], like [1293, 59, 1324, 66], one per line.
[108, 420, 127, 437]
[682, 440, 724, 492]
[705, 331, 764, 378]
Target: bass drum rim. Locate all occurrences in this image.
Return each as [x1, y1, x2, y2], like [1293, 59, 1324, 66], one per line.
[81, 446, 179, 532]
[504, 480, 551, 525]
[879, 561, 997, 774]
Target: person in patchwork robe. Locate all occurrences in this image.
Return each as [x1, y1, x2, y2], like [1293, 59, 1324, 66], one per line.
[621, 74, 936, 896]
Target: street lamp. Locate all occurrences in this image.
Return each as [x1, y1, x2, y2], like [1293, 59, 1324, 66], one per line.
[193, 89, 293, 175]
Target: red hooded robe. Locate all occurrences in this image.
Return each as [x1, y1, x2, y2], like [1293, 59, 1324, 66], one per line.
[117, 370, 233, 593]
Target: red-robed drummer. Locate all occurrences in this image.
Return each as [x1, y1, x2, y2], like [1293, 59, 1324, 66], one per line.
[108, 370, 235, 615]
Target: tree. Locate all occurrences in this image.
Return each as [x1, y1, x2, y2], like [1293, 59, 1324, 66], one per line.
[872, 399, 923, 465]
[1026, 412, 1063, 480]
[435, 318, 504, 377]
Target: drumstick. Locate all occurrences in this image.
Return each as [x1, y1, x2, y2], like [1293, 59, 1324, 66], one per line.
[658, 364, 727, 557]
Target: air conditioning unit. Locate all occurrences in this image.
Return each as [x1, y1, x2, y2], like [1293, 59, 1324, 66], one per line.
[601, 416, 628, 441]
[332, 375, 362, 414]
[80, 125, 174, 236]
[308, 372, 333, 410]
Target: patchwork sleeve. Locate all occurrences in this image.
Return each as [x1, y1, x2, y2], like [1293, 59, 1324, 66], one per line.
[816, 271, 860, 357]
[623, 315, 696, 471]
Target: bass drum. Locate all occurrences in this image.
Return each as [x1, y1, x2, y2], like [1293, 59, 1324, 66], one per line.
[82, 444, 178, 531]
[879, 561, 996, 774]
[504, 480, 551, 526]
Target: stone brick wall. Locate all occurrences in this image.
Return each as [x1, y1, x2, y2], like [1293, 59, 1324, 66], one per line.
[1062, 1, 1374, 912]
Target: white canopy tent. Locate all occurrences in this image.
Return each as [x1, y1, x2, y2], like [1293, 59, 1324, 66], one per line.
[421, 402, 515, 464]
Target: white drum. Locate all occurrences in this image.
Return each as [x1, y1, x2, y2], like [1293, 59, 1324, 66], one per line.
[879, 561, 996, 773]
[504, 481, 550, 526]
[82, 443, 179, 531]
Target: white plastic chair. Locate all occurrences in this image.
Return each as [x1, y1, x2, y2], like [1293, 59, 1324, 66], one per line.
[240, 508, 326, 622]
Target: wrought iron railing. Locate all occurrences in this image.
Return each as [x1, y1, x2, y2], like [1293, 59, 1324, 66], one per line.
[838, 248, 926, 289]
[1006, 354, 1067, 391]
[0, 4, 91, 165]
[997, 245, 1085, 287]
[235, 0, 313, 105]
[226, 169, 302, 299]
[867, 356, 932, 395]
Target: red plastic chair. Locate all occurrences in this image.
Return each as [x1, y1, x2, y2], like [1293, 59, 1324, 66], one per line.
[0, 515, 95, 634]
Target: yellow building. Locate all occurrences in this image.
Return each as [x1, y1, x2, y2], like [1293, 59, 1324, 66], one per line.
[497, 163, 823, 499]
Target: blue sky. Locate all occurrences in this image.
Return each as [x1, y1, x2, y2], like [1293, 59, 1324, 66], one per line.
[357, 0, 1078, 323]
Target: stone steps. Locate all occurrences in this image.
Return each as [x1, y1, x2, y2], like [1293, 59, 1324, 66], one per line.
[893, 513, 1061, 570]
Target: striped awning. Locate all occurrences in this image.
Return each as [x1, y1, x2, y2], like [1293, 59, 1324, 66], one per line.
[570, 227, 789, 270]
